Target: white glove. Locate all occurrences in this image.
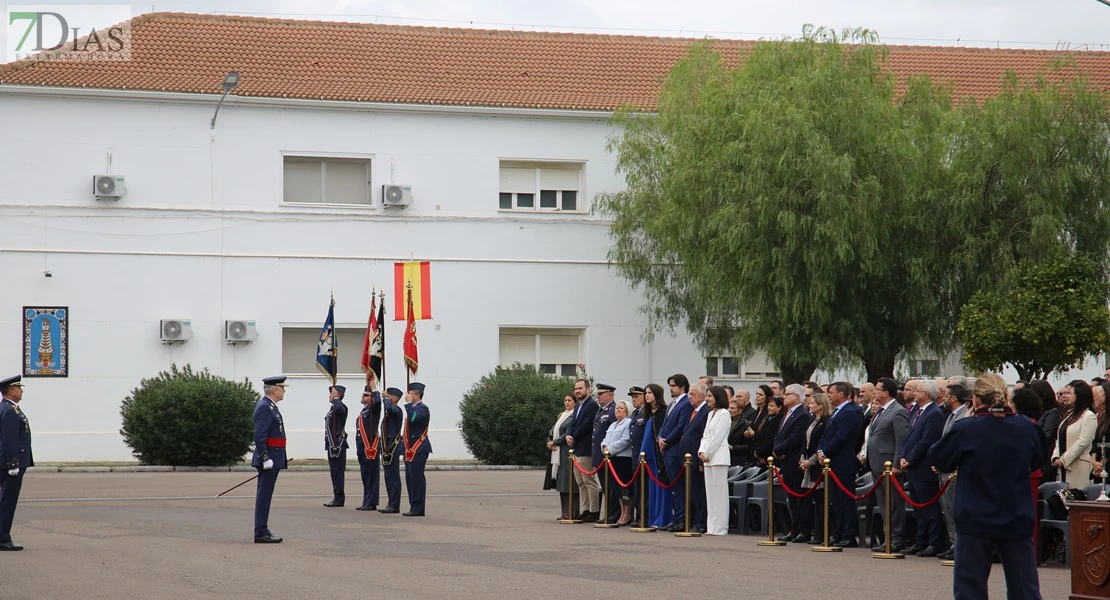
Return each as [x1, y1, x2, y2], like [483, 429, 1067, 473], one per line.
[7, 468, 18, 476]
[262, 459, 274, 470]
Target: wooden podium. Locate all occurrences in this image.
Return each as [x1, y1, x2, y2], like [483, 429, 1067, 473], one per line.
[1070, 500, 1110, 600]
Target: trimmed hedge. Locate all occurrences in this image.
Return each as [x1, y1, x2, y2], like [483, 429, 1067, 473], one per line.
[119, 364, 257, 466]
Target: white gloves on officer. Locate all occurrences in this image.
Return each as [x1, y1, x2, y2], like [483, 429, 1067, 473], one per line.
[263, 459, 274, 470]
[7, 468, 18, 476]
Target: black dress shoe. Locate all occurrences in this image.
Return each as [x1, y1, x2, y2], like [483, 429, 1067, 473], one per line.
[690, 527, 707, 534]
[356, 505, 377, 511]
[402, 511, 425, 517]
[807, 537, 820, 545]
[937, 550, 955, 560]
[833, 539, 858, 548]
[254, 535, 283, 544]
[580, 512, 598, 523]
[903, 545, 925, 555]
[918, 546, 939, 558]
[629, 521, 641, 528]
[323, 501, 344, 508]
[0, 541, 23, 551]
[378, 506, 399, 514]
[872, 544, 888, 552]
[777, 534, 795, 542]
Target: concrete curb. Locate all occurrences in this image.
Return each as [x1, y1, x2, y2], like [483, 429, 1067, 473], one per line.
[27, 464, 545, 473]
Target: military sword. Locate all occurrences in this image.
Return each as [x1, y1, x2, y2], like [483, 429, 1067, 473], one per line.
[214, 458, 295, 498]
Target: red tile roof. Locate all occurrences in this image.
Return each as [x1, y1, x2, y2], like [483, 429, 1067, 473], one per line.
[1, 12, 1109, 111]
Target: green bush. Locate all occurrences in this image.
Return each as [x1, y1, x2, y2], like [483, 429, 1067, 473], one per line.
[119, 364, 258, 466]
[459, 363, 585, 466]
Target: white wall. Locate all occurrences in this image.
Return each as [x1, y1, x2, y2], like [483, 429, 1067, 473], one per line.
[0, 92, 705, 462]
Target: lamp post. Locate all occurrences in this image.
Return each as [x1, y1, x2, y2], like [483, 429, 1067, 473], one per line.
[210, 71, 240, 129]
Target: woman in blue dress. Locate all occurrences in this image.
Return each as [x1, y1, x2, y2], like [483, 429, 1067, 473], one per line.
[639, 383, 672, 528]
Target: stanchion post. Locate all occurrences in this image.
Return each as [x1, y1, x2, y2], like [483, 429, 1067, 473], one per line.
[595, 449, 618, 528]
[756, 457, 786, 546]
[812, 458, 841, 552]
[631, 452, 655, 533]
[559, 449, 582, 524]
[874, 461, 904, 559]
[675, 453, 701, 537]
[940, 472, 955, 567]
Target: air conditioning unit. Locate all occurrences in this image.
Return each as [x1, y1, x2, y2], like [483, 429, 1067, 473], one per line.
[160, 319, 193, 344]
[382, 184, 412, 208]
[225, 320, 258, 345]
[93, 174, 126, 199]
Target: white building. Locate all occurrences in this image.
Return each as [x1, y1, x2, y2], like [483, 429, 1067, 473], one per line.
[2, 14, 1108, 461]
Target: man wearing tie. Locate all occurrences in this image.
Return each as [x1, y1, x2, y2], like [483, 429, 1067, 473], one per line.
[817, 381, 864, 547]
[677, 383, 710, 533]
[565, 379, 600, 522]
[323, 384, 348, 508]
[898, 379, 946, 557]
[867, 377, 910, 552]
[403, 382, 431, 517]
[658, 374, 693, 532]
[253, 375, 289, 543]
[935, 382, 971, 561]
[0, 375, 31, 551]
[775, 384, 814, 542]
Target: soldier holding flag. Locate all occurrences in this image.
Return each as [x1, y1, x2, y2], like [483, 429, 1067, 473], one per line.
[378, 387, 405, 514]
[355, 291, 386, 511]
[316, 295, 345, 507]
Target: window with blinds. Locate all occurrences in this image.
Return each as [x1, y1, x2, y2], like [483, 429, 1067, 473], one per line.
[499, 327, 583, 376]
[282, 327, 368, 375]
[499, 161, 583, 212]
[704, 350, 780, 379]
[283, 155, 371, 205]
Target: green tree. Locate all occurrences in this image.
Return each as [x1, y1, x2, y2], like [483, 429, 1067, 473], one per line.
[959, 254, 1110, 382]
[459, 363, 577, 466]
[120, 364, 257, 466]
[601, 26, 961, 382]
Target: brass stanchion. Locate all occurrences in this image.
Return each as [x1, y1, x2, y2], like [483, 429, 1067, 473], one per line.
[595, 449, 618, 528]
[559, 449, 582, 524]
[941, 472, 955, 567]
[631, 452, 655, 532]
[757, 457, 786, 546]
[874, 461, 904, 559]
[675, 453, 701, 537]
[812, 458, 842, 552]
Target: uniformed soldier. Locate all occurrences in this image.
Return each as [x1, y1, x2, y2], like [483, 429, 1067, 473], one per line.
[377, 387, 405, 514]
[323, 384, 348, 508]
[252, 376, 289, 543]
[0, 375, 32, 551]
[592, 383, 619, 523]
[403, 382, 432, 517]
[354, 377, 383, 511]
[627, 386, 647, 528]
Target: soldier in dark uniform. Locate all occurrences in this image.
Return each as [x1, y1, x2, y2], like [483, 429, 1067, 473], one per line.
[403, 382, 432, 517]
[627, 386, 647, 528]
[252, 375, 288, 543]
[354, 379, 383, 511]
[0, 375, 32, 551]
[592, 383, 619, 523]
[323, 384, 348, 508]
[378, 387, 405, 514]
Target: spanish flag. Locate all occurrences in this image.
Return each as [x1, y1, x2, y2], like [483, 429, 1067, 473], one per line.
[394, 261, 432, 320]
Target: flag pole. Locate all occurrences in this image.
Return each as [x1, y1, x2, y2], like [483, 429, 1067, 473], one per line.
[330, 292, 337, 387]
[380, 289, 387, 393]
[366, 287, 374, 389]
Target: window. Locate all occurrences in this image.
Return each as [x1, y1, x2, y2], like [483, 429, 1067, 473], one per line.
[909, 359, 941, 378]
[283, 155, 370, 205]
[499, 161, 582, 212]
[705, 357, 740, 378]
[705, 352, 779, 379]
[499, 327, 582, 376]
[282, 327, 367, 375]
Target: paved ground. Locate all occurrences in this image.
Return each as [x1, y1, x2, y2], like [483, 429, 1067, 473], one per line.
[0, 471, 1068, 599]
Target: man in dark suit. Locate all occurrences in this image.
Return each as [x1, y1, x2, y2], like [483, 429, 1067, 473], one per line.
[354, 379, 383, 511]
[252, 375, 289, 543]
[898, 379, 946, 556]
[402, 382, 431, 517]
[818, 381, 865, 548]
[323, 384, 348, 507]
[592, 383, 619, 524]
[377, 387, 405, 514]
[658, 374, 693, 531]
[775, 383, 814, 542]
[676, 383, 710, 533]
[867, 377, 910, 552]
[0, 375, 31, 551]
[565, 378, 599, 522]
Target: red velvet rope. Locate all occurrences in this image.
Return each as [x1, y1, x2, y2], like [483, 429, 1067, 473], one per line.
[772, 467, 825, 499]
[827, 469, 886, 501]
[571, 458, 606, 477]
[606, 460, 641, 489]
[644, 463, 687, 489]
[891, 475, 952, 508]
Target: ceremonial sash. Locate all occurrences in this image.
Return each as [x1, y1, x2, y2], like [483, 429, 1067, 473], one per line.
[403, 416, 429, 462]
[357, 411, 380, 460]
[266, 437, 286, 447]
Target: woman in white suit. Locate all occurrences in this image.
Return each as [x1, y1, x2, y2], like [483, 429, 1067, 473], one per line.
[1052, 380, 1098, 489]
[699, 386, 733, 535]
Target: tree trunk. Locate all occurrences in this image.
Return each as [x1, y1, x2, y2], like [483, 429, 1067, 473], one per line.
[863, 356, 896, 383]
[1013, 363, 1045, 382]
[779, 362, 816, 386]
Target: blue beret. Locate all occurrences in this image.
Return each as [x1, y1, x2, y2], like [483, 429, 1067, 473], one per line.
[596, 383, 615, 393]
[0, 375, 21, 388]
[262, 375, 287, 386]
[408, 382, 426, 393]
[386, 387, 404, 398]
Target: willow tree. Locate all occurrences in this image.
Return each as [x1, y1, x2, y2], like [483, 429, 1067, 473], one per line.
[601, 27, 961, 381]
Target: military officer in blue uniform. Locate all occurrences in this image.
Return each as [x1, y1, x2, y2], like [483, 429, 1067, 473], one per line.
[378, 387, 405, 514]
[403, 382, 432, 517]
[592, 383, 619, 524]
[323, 384, 348, 508]
[0, 375, 32, 551]
[354, 378, 383, 511]
[929, 373, 1047, 600]
[252, 375, 288, 543]
[627, 386, 647, 527]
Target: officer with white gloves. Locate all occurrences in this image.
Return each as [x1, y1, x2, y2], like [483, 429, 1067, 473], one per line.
[252, 375, 289, 544]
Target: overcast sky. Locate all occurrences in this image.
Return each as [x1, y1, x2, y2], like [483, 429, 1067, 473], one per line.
[8, 0, 1110, 50]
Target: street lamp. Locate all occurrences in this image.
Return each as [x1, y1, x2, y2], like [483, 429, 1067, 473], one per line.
[210, 71, 241, 130]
